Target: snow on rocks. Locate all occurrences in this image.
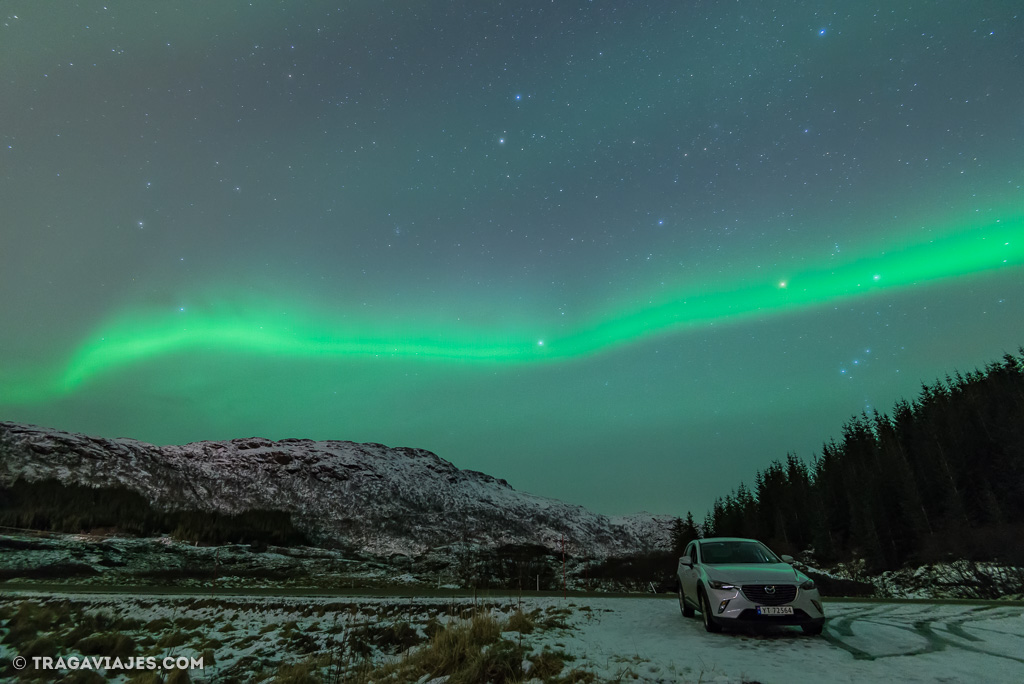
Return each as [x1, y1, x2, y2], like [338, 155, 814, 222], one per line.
[0, 421, 669, 559]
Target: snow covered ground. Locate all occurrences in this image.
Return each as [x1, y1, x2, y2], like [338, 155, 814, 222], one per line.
[2, 590, 1022, 682]
[564, 597, 1024, 683]
[802, 556, 1024, 601]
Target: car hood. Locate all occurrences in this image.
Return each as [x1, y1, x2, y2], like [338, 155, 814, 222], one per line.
[704, 563, 802, 584]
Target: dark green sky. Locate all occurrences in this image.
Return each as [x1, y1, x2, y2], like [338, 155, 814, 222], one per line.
[2, 1, 1022, 516]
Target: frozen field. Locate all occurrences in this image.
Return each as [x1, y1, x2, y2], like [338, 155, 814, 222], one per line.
[565, 597, 1024, 683]
[1, 591, 1022, 682]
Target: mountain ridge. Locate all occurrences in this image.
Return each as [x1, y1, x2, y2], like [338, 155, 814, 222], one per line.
[0, 421, 674, 559]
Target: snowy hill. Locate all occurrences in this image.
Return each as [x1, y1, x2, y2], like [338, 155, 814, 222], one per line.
[0, 421, 674, 558]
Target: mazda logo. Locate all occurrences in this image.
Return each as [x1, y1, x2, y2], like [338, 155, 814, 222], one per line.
[764, 585, 776, 594]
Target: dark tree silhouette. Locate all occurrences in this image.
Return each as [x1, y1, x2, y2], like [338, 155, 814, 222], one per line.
[690, 349, 1024, 571]
[671, 512, 701, 557]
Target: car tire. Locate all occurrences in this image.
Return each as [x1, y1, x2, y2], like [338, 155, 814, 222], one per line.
[802, 623, 824, 636]
[698, 588, 722, 633]
[678, 584, 694, 618]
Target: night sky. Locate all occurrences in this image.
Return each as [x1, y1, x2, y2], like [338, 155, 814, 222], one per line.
[2, 2, 1022, 517]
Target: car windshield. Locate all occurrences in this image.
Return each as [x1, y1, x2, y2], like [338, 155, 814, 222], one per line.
[700, 541, 780, 564]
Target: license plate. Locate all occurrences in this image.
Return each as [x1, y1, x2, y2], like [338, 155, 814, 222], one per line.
[757, 606, 794, 615]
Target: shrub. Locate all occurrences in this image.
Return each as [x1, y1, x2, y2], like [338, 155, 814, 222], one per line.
[58, 671, 106, 684]
[75, 632, 136, 660]
[157, 630, 188, 649]
[529, 648, 567, 679]
[506, 609, 535, 634]
[20, 635, 59, 661]
[273, 659, 319, 684]
[369, 613, 519, 683]
[1, 601, 68, 647]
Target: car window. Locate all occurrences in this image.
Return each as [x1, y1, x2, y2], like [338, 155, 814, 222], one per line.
[700, 541, 780, 564]
[683, 542, 694, 561]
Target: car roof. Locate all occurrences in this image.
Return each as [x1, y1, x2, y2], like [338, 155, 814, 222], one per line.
[696, 537, 762, 544]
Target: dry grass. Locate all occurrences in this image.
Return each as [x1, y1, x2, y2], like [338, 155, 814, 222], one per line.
[507, 608, 536, 633]
[0, 595, 598, 683]
[367, 612, 522, 683]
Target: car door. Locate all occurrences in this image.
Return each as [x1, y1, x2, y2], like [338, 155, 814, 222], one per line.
[679, 542, 699, 604]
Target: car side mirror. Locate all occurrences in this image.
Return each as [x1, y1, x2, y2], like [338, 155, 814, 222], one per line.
[781, 554, 794, 563]
[680, 556, 693, 568]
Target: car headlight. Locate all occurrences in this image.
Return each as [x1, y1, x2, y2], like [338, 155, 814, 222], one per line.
[800, 579, 816, 590]
[708, 580, 737, 590]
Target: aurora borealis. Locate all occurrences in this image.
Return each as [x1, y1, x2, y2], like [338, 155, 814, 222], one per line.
[2, 2, 1022, 516]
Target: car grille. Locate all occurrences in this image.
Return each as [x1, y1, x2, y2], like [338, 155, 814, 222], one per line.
[741, 584, 797, 605]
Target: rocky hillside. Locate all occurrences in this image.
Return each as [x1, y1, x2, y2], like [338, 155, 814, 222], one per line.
[0, 421, 673, 558]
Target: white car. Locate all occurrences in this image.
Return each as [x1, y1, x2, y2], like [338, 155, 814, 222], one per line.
[677, 537, 825, 635]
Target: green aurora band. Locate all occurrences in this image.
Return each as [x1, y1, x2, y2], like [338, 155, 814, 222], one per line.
[4, 219, 1022, 404]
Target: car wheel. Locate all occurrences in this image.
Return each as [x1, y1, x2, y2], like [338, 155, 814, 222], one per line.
[698, 588, 722, 633]
[802, 623, 824, 636]
[678, 583, 694, 618]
